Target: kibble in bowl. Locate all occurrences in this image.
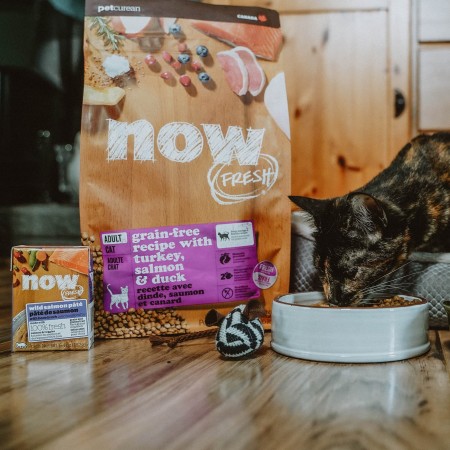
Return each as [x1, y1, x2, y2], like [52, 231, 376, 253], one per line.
[271, 292, 430, 363]
[369, 295, 423, 307]
[311, 295, 424, 308]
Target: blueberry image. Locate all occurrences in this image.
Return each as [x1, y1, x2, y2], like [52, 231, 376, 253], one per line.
[177, 54, 191, 64]
[196, 45, 209, 57]
[169, 24, 181, 35]
[198, 72, 211, 83]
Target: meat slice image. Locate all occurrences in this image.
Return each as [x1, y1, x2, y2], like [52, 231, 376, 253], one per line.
[191, 21, 283, 61]
[216, 50, 249, 96]
[233, 47, 266, 96]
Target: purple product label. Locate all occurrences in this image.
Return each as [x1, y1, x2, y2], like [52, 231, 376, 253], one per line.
[101, 221, 260, 311]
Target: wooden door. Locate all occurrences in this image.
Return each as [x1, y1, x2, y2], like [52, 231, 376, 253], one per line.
[283, 9, 392, 197]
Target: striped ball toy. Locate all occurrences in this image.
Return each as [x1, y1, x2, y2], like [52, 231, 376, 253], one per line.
[206, 300, 265, 359]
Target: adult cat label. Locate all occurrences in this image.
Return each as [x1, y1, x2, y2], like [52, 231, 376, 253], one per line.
[101, 221, 260, 311]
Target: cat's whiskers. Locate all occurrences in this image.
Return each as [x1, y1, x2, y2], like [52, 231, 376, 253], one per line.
[360, 278, 419, 298]
[359, 268, 424, 295]
[356, 263, 426, 303]
[364, 260, 413, 288]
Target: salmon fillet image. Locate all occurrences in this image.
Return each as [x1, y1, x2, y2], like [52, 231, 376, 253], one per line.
[190, 20, 283, 61]
[49, 248, 90, 275]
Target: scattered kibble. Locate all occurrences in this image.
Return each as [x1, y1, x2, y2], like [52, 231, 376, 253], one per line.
[196, 45, 209, 57]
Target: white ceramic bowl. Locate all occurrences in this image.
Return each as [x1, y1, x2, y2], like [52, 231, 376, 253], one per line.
[271, 292, 430, 363]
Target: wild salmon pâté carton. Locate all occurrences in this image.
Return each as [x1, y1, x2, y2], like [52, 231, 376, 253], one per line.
[11, 246, 94, 351]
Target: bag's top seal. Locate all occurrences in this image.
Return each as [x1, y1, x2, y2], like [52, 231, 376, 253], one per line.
[86, 0, 280, 28]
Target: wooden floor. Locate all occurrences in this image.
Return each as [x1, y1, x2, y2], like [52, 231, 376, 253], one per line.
[1, 262, 450, 450]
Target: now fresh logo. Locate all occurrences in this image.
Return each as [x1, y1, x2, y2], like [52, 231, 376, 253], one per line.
[106, 119, 279, 205]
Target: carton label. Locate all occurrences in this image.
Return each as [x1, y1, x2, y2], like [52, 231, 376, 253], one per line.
[26, 300, 89, 342]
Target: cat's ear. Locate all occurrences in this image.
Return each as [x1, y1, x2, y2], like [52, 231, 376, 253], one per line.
[289, 196, 329, 215]
[289, 196, 329, 225]
[348, 192, 388, 229]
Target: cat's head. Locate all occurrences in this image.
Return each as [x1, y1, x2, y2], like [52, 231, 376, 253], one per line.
[290, 193, 409, 306]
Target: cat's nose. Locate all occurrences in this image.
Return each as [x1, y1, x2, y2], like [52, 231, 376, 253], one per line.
[331, 285, 354, 306]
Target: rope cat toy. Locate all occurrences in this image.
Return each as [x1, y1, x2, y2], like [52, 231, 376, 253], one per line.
[205, 299, 265, 358]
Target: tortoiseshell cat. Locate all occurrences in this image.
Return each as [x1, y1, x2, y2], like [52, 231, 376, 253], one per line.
[290, 132, 450, 306]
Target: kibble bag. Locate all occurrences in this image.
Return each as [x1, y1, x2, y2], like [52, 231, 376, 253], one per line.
[80, 0, 291, 339]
